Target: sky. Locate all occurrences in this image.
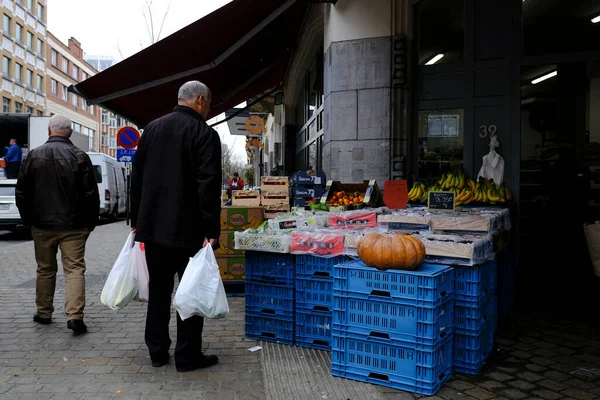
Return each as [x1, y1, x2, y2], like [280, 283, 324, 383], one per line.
[47, 0, 247, 161]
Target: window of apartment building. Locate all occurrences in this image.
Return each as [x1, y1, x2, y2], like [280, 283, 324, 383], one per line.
[71, 93, 77, 107]
[2, 56, 10, 77]
[37, 3, 43, 20]
[15, 63, 22, 83]
[80, 97, 85, 109]
[37, 38, 43, 57]
[27, 0, 33, 10]
[26, 31, 33, 50]
[71, 122, 81, 133]
[62, 58, 68, 73]
[3, 15, 11, 36]
[36, 74, 42, 91]
[36, 110, 42, 116]
[110, 136, 116, 148]
[101, 132, 108, 147]
[89, 105, 94, 115]
[51, 78, 57, 95]
[82, 71, 87, 81]
[101, 110, 108, 124]
[61, 85, 67, 101]
[26, 106, 32, 114]
[15, 24, 23, 44]
[72, 65, 79, 80]
[15, 102, 22, 113]
[26, 69, 32, 86]
[109, 117, 117, 128]
[2, 98, 10, 113]
[51, 49, 57, 66]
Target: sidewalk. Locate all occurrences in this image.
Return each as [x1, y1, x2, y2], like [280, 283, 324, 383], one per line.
[1, 222, 599, 399]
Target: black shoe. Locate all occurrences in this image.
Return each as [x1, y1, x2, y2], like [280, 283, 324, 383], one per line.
[67, 319, 87, 334]
[33, 314, 52, 325]
[176, 355, 219, 372]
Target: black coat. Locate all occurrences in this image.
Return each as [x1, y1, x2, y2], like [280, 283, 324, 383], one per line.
[130, 106, 222, 250]
[16, 136, 99, 231]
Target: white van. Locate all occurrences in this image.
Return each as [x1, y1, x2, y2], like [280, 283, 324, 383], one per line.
[87, 152, 127, 219]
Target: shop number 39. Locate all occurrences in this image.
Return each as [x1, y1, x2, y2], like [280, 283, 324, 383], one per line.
[479, 125, 498, 138]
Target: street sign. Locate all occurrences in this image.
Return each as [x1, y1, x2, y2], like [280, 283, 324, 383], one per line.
[117, 149, 137, 163]
[117, 126, 140, 150]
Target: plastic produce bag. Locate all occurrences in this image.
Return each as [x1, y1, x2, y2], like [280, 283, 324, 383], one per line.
[173, 245, 229, 320]
[134, 242, 149, 302]
[100, 232, 138, 310]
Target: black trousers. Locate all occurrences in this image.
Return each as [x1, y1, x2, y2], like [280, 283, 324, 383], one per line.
[5, 162, 20, 179]
[144, 242, 204, 368]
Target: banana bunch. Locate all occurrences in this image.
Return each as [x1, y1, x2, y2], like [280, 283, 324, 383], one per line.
[455, 188, 474, 206]
[408, 182, 428, 203]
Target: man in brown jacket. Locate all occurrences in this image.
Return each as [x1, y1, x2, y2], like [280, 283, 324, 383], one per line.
[16, 114, 99, 334]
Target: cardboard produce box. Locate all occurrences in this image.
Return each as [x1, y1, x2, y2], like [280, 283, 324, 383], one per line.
[232, 190, 261, 207]
[320, 180, 383, 209]
[217, 256, 246, 282]
[220, 207, 264, 232]
[216, 232, 244, 256]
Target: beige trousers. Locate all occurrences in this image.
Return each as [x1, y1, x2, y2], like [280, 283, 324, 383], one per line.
[32, 227, 90, 321]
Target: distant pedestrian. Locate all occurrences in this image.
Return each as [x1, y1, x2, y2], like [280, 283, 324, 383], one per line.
[227, 171, 245, 200]
[4, 138, 22, 179]
[130, 80, 222, 372]
[16, 115, 99, 334]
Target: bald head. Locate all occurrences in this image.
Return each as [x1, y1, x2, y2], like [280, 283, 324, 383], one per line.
[48, 115, 73, 137]
[177, 81, 212, 120]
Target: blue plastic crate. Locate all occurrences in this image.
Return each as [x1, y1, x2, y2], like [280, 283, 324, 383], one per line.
[454, 319, 495, 353]
[333, 261, 454, 307]
[296, 276, 333, 311]
[245, 304, 295, 319]
[245, 282, 295, 314]
[331, 335, 453, 396]
[455, 294, 497, 331]
[245, 251, 295, 285]
[245, 312, 295, 345]
[296, 255, 350, 278]
[296, 309, 332, 351]
[453, 343, 494, 375]
[453, 261, 496, 301]
[332, 295, 453, 346]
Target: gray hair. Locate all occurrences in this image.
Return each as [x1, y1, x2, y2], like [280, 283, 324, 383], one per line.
[48, 115, 73, 135]
[178, 81, 210, 102]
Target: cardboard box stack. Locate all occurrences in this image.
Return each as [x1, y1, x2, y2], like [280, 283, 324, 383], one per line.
[217, 207, 264, 283]
[261, 176, 290, 219]
[293, 172, 325, 207]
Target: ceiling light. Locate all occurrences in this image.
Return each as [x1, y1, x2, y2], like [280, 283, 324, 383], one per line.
[592, 15, 600, 23]
[531, 71, 557, 84]
[425, 54, 444, 65]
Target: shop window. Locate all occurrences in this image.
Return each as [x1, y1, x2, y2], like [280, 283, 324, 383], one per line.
[417, 108, 464, 181]
[523, 1, 600, 56]
[418, 0, 464, 65]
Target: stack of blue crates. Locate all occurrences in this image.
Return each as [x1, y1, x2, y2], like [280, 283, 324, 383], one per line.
[295, 255, 349, 350]
[453, 260, 497, 374]
[331, 261, 455, 395]
[244, 251, 296, 345]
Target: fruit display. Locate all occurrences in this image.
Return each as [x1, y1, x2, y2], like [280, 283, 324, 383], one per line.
[357, 233, 426, 271]
[329, 191, 365, 207]
[408, 171, 511, 207]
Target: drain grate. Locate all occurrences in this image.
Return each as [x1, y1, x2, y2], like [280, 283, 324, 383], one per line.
[15, 274, 107, 289]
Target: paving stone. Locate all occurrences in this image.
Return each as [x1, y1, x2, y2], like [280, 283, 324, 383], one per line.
[498, 388, 528, 400]
[508, 380, 537, 391]
[517, 371, 546, 382]
[525, 364, 549, 373]
[538, 379, 570, 392]
[465, 388, 497, 400]
[532, 389, 565, 400]
[480, 380, 507, 391]
[487, 372, 515, 383]
[560, 389, 596, 400]
[531, 357, 555, 367]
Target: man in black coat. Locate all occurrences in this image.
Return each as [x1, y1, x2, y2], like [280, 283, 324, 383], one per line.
[130, 80, 222, 372]
[16, 115, 99, 334]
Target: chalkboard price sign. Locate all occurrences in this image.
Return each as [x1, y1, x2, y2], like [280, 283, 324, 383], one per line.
[428, 191, 456, 211]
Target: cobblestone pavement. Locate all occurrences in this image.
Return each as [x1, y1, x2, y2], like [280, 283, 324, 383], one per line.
[1, 222, 600, 399]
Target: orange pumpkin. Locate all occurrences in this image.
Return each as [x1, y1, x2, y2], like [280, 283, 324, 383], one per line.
[357, 233, 426, 271]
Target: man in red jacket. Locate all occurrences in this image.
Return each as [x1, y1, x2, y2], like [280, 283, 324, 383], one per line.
[227, 172, 244, 199]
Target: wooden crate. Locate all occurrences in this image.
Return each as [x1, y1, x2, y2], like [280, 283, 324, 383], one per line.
[232, 190, 261, 206]
[261, 191, 289, 208]
[261, 176, 289, 195]
[263, 203, 290, 219]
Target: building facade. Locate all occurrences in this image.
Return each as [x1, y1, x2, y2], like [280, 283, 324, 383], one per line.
[45, 33, 99, 151]
[99, 110, 132, 158]
[84, 55, 116, 72]
[0, 0, 47, 114]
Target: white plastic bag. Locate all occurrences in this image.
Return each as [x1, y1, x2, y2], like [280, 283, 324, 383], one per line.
[100, 232, 139, 310]
[134, 242, 149, 302]
[173, 245, 230, 320]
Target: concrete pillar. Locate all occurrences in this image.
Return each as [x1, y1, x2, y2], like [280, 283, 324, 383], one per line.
[322, 0, 411, 185]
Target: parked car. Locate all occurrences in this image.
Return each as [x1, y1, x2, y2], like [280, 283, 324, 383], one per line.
[87, 152, 127, 219]
[0, 179, 25, 232]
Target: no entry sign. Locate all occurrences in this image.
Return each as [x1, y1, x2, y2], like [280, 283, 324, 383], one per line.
[117, 126, 141, 150]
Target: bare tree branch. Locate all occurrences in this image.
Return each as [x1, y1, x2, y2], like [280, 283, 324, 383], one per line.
[116, 40, 125, 60]
[142, 0, 155, 44]
[156, 0, 172, 42]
